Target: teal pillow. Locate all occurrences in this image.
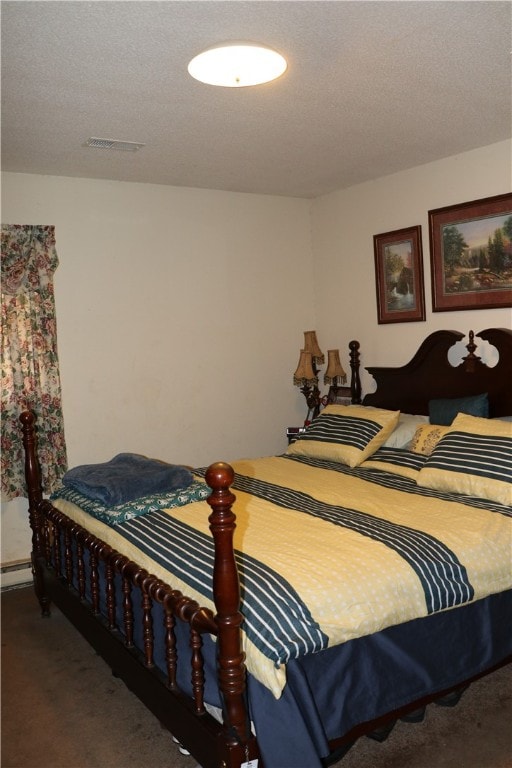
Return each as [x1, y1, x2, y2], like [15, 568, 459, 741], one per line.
[428, 393, 488, 426]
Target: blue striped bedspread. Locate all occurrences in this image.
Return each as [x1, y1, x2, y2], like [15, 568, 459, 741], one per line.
[51, 452, 512, 698]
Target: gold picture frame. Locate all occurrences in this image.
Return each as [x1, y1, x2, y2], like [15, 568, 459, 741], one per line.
[429, 193, 512, 312]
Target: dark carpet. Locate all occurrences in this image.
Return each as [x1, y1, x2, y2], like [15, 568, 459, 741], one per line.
[2, 585, 511, 768]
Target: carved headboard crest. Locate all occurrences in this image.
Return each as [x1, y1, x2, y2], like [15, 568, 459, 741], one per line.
[353, 327, 512, 417]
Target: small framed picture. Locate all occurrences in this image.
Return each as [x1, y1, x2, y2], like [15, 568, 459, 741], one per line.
[373, 225, 425, 324]
[428, 193, 512, 311]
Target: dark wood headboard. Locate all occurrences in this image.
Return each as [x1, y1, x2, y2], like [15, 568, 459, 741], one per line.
[357, 327, 512, 417]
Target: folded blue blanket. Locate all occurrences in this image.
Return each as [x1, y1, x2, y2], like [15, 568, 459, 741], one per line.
[62, 453, 193, 507]
[51, 481, 210, 526]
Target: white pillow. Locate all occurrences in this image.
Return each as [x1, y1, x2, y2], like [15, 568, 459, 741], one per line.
[383, 413, 429, 449]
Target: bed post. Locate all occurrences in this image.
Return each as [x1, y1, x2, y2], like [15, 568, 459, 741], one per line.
[20, 410, 50, 615]
[349, 340, 362, 404]
[205, 462, 259, 763]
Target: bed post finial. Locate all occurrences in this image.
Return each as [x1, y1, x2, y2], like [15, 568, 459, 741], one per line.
[205, 462, 258, 760]
[349, 340, 362, 403]
[462, 330, 481, 373]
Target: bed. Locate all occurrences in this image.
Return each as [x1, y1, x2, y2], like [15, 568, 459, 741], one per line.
[20, 326, 512, 768]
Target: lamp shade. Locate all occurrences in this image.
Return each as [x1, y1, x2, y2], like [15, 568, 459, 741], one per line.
[324, 349, 347, 385]
[293, 350, 317, 386]
[303, 331, 324, 365]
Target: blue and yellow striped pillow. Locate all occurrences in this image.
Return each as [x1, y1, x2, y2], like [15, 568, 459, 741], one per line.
[286, 405, 399, 467]
[360, 447, 428, 479]
[417, 413, 511, 506]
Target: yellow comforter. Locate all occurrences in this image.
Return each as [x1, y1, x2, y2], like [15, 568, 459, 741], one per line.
[52, 454, 512, 698]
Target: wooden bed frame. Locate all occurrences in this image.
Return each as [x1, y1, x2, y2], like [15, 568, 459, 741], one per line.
[20, 327, 512, 768]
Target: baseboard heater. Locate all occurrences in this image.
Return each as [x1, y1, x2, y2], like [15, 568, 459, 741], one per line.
[1, 560, 32, 590]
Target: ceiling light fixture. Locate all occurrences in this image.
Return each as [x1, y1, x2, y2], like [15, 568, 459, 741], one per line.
[188, 42, 287, 88]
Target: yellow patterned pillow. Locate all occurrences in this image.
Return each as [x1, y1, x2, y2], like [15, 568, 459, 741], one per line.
[286, 405, 399, 467]
[410, 425, 451, 456]
[417, 414, 512, 506]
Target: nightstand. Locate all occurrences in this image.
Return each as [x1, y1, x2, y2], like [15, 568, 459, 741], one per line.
[286, 426, 307, 444]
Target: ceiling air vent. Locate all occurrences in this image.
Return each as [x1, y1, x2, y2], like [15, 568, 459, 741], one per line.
[84, 137, 145, 152]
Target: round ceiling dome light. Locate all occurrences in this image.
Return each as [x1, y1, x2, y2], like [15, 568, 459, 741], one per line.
[188, 42, 287, 87]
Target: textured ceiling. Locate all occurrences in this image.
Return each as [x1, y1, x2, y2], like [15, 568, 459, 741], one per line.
[1, 0, 511, 199]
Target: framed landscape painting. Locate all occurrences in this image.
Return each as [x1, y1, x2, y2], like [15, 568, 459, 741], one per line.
[373, 225, 425, 324]
[429, 193, 512, 311]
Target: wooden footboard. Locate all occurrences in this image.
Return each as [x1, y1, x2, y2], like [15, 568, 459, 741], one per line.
[20, 410, 260, 768]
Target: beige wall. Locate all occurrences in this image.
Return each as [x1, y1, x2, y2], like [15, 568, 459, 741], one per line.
[2, 139, 511, 568]
[1, 173, 314, 567]
[312, 140, 512, 395]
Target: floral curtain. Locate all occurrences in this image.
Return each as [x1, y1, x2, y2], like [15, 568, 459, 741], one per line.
[1, 224, 67, 500]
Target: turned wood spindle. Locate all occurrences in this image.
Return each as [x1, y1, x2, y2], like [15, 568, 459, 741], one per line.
[90, 548, 100, 615]
[77, 540, 86, 600]
[53, 523, 62, 578]
[122, 575, 134, 647]
[190, 626, 206, 714]
[141, 578, 155, 668]
[163, 600, 178, 689]
[106, 560, 116, 630]
[64, 527, 73, 585]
